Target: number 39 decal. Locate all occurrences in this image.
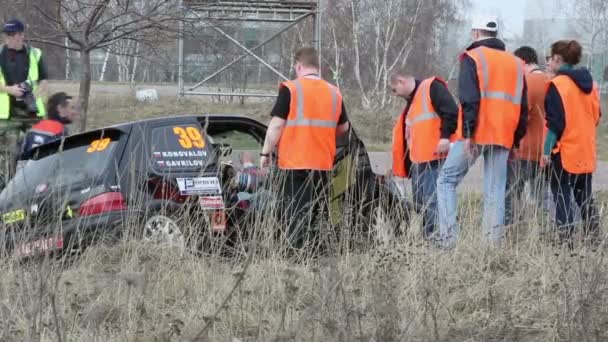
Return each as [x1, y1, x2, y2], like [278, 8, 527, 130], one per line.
[173, 126, 205, 149]
[87, 137, 111, 153]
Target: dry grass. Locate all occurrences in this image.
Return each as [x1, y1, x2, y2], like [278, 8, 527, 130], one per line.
[1, 85, 603, 341]
[1, 191, 608, 341]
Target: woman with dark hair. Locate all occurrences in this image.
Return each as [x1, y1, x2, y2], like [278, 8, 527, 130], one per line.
[542, 40, 601, 246]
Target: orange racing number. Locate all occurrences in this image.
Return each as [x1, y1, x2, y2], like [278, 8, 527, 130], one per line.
[173, 126, 205, 149]
[87, 137, 111, 153]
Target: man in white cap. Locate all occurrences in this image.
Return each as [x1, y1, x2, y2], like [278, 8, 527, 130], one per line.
[435, 15, 528, 248]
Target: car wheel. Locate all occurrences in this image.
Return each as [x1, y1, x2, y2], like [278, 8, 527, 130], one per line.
[142, 215, 186, 254]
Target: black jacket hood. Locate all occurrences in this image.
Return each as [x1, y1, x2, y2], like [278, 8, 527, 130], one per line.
[466, 38, 506, 52]
[557, 67, 594, 94]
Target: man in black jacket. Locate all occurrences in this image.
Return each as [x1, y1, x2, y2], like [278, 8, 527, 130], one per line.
[0, 19, 48, 186]
[436, 15, 528, 249]
[389, 70, 458, 239]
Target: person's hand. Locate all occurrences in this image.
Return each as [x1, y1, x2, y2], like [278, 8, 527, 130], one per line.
[260, 154, 270, 169]
[463, 138, 478, 158]
[508, 148, 518, 161]
[435, 138, 451, 157]
[6, 85, 23, 98]
[540, 155, 551, 167]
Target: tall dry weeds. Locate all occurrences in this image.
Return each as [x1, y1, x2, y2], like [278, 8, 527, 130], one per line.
[0, 187, 607, 341]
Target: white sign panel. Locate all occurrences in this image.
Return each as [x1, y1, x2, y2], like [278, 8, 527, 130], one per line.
[176, 177, 222, 195]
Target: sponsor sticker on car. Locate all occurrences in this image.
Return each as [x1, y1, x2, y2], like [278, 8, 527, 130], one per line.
[211, 210, 227, 233]
[2, 209, 25, 224]
[13, 235, 64, 258]
[176, 177, 222, 195]
[199, 195, 225, 209]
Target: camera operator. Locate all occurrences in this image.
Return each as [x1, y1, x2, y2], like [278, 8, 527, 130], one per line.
[0, 19, 48, 179]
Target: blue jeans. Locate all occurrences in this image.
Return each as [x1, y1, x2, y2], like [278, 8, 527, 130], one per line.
[411, 161, 442, 239]
[436, 141, 510, 248]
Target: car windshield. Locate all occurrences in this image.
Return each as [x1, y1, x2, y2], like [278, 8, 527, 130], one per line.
[0, 130, 122, 201]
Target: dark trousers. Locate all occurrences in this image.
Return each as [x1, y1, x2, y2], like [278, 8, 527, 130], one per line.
[505, 159, 547, 225]
[279, 169, 330, 249]
[411, 161, 441, 238]
[549, 154, 599, 241]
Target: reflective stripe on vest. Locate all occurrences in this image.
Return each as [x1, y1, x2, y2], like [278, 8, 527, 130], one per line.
[465, 47, 524, 148]
[471, 48, 524, 105]
[551, 75, 599, 174]
[405, 81, 438, 127]
[285, 79, 339, 128]
[277, 78, 341, 170]
[0, 46, 45, 119]
[403, 77, 443, 164]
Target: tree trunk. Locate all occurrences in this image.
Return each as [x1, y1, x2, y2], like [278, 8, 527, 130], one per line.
[99, 49, 111, 82]
[64, 37, 71, 80]
[79, 50, 92, 132]
[130, 42, 140, 83]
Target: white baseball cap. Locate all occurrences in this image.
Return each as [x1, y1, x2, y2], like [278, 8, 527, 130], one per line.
[471, 15, 498, 32]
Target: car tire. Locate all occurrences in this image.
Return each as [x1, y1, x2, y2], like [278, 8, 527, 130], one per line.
[142, 214, 186, 255]
[362, 190, 410, 246]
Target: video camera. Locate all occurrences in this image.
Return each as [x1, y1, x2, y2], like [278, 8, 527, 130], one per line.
[16, 81, 38, 115]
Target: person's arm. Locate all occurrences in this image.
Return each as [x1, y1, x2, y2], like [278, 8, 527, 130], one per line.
[543, 83, 566, 156]
[336, 102, 350, 136]
[260, 86, 290, 166]
[458, 55, 481, 139]
[261, 116, 286, 156]
[513, 78, 528, 149]
[429, 79, 458, 138]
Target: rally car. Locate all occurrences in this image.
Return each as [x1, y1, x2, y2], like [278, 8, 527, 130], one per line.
[0, 115, 409, 259]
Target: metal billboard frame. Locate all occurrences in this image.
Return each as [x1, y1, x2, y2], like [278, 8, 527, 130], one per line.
[178, 0, 321, 98]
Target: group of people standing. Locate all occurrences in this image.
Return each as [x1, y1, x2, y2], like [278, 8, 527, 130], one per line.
[261, 15, 602, 250]
[389, 15, 601, 249]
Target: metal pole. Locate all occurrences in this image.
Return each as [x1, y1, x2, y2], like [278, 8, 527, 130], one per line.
[178, 0, 185, 98]
[315, 0, 322, 78]
[188, 12, 312, 91]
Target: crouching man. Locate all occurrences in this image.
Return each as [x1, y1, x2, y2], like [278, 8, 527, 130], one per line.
[389, 69, 459, 241]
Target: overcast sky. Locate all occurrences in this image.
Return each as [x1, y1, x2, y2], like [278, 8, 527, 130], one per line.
[470, 0, 530, 38]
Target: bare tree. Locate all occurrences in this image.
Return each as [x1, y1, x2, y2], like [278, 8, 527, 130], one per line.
[324, 0, 461, 110]
[559, 0, 608, 71]
[27, 0, 187, 131]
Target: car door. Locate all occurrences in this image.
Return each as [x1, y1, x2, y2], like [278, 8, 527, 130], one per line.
[329, 127, 376, 225]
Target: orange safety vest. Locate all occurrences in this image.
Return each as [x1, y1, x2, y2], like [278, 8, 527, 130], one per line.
[392, 77, 458, 177]
[517, 72, 550, 161]
[551, 75, 600, 174]
[277, 77, 342, 171]
[392, 106, 409, 178]
[464, 46, 525, 148]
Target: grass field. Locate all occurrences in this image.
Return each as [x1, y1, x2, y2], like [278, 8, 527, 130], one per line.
[0, 84, 603, 341]
[1, 193, 608, 341]
[61, 84, 607, 157]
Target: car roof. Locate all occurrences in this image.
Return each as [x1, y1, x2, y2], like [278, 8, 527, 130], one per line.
[106, 114, 266, 131]
[24, 114, 267, 160]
